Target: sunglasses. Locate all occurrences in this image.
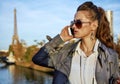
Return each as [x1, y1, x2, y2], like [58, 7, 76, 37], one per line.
[70, 20, 91, 29]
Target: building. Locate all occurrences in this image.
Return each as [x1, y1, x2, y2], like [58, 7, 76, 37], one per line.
[105, 10, 113, 36]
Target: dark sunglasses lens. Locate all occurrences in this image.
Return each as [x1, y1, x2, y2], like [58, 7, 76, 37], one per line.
[75, 20, 82, 28]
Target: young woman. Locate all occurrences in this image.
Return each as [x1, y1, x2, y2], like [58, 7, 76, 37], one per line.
[32, 1, 120, 84]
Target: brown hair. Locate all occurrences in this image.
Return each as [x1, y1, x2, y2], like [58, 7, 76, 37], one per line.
[77, 1, 115, 49]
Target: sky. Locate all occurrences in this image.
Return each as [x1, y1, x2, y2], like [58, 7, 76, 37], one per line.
[0, 0, 120, 50]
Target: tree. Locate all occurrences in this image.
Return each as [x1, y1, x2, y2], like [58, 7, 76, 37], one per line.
[23, 45, 38, 62]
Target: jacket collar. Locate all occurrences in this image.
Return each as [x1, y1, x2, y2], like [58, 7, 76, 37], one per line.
[70, 40, 114, 66]
[98, 41, 115, 68]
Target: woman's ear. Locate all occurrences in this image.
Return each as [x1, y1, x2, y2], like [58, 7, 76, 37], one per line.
[91, 20, 98, 30]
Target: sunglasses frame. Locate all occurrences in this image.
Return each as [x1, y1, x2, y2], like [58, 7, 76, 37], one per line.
[70, 20, 91, 29]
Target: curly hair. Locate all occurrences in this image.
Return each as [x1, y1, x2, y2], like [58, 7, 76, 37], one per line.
[97, 7, 114, 49]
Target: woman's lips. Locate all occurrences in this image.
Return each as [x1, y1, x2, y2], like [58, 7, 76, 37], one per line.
[74, 30, 77, 34]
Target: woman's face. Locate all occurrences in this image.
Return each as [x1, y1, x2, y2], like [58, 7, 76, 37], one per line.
[72, 10, 97, 39]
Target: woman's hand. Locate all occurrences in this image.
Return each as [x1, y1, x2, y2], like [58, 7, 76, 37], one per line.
[60, 26, 74, 42]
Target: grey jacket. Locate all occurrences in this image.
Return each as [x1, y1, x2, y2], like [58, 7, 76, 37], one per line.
[34, 34, 120, 84]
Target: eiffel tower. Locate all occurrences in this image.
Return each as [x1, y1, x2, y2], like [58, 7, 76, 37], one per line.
[10, 8, 26, 62]
[11, 8, 21, 61]
[12, 8, 19, 45]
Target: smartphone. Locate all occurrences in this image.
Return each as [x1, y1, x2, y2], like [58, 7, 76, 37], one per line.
[68, 27, 74, 36]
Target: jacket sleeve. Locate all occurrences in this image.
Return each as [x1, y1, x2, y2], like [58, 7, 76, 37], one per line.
[109, 52, 120, 84]
[32, 34, 64, 68]
[113, 53, 120, 78]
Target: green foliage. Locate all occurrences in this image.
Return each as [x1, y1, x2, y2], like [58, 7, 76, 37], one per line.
[24, 45, 38, 62]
